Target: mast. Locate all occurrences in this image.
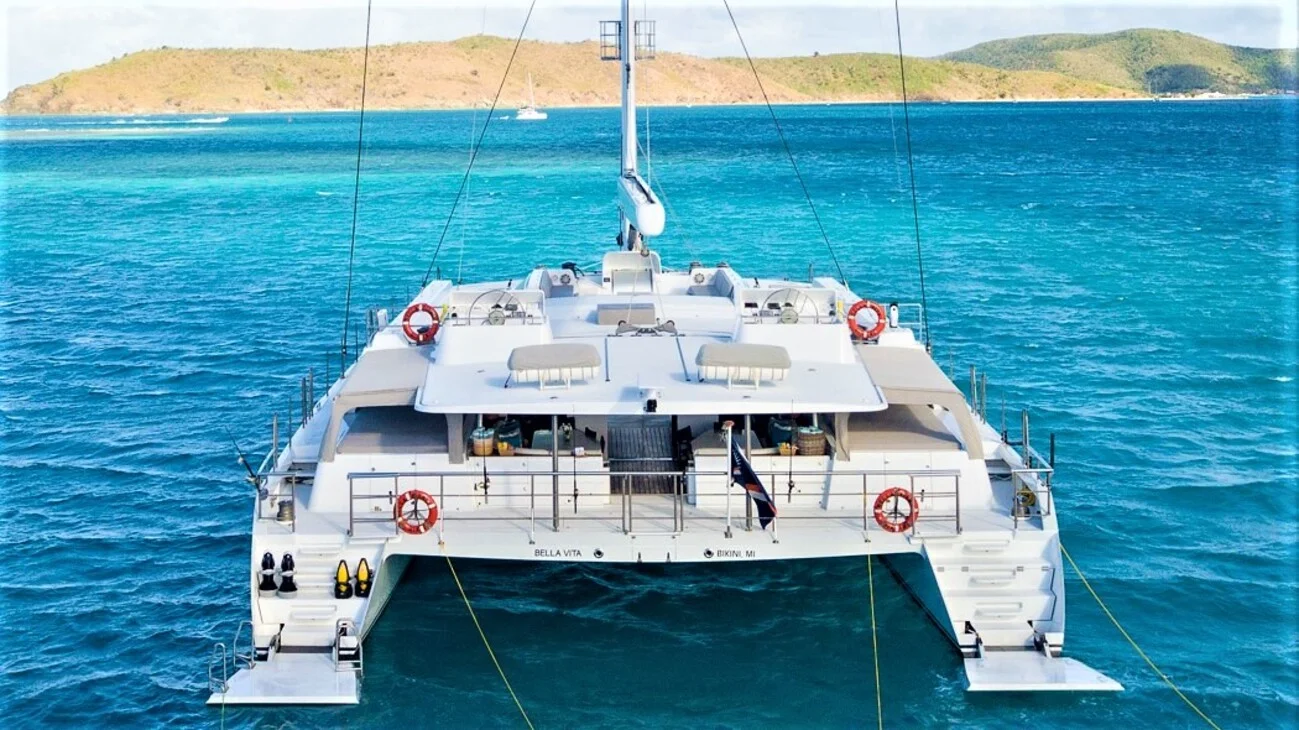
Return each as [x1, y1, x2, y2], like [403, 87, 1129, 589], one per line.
[620, 0, 636, 176]
[603, 0, 664, 249]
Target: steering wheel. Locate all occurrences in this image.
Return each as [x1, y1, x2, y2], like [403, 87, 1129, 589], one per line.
[468, 289, 523, 326]
[761, 288, 820, 324]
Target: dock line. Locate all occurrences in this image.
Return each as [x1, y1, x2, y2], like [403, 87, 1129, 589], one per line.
[444, 553, 536, 729]
[1061, 544, 1221, 730]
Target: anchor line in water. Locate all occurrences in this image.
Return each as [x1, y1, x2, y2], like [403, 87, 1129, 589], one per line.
[1060, 545, 1223, 730]
[721, 0, 848, 287]
[867, 556, 884, 730]
[422, 0, 539, 287]
[444, 553, 536, 729]
[892, 0, 931, 350]
[340, 0, 374, 361]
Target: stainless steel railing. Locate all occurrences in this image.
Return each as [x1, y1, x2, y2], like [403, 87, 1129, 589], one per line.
[345, 467, 963, 540]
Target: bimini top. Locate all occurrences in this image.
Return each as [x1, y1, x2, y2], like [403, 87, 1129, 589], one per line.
[856, 344, 985, 459]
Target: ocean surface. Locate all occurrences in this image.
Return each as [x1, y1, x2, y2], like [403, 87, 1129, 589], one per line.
[1, 100, 1296, 729]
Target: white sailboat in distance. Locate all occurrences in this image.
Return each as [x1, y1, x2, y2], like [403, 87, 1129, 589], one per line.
[516, 72, 548, 120]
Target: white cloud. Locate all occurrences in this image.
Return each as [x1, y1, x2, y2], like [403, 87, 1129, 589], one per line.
[4, 1, 1296, 93]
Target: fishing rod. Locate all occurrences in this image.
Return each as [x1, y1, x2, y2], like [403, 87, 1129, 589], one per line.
[222, 426, 265, 497]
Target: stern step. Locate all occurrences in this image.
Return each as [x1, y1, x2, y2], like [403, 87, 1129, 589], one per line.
[964, 652, 1122, 692]
[206, 652, 359, 705]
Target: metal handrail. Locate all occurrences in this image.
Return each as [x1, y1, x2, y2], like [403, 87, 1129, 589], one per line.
[346, 466, 964, 538]
[232, 620, 256, 671]
[207, 642, 229, 695]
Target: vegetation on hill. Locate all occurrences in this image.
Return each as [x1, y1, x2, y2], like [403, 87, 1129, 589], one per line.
[2, 34, 1131, 115]
[732, 53, 1125, 101]
[943, 28, 1298, 94]
[4, 28, 1293, 115]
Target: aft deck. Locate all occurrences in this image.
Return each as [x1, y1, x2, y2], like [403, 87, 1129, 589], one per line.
[252, 453, 1047, 564]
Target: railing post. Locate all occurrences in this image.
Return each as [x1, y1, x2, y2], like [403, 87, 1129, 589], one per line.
[347, 477, 354, 537]
[979, 373, 988, 420]
[908, 474, 917, 536]
[862, 473, 869, 533]
[438, 476, 445, 541]
[723, 422, 734, 538]
[529, 475, 536, 544]
[551, 414, 560, 532]
[675, 473, 683, 533]
[969, 365, 977, 414]
[1021, 410, 1032, 469]
[955, 474, 962, 534]
[1011, 472, 1020, 530]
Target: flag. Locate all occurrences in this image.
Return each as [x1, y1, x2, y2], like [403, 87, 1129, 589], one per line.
[730, 438, 777, 529]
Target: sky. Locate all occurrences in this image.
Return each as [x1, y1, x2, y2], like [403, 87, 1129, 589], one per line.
[3, 0, 1297, 93]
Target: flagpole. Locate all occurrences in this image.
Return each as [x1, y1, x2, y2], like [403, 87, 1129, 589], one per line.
[744, 414, 754, 531]
[723, 420, 734, 539]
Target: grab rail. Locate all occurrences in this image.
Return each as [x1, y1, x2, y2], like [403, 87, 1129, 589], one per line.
[207, 642, 229, 695]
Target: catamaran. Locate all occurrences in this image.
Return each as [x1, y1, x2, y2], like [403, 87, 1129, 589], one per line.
[206, 0, 1121, 706]
[516, 72, 548, 120]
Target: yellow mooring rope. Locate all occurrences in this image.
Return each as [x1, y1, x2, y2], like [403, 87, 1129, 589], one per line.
[444, 553, 536, 730]
[867, 555, 884, 730]
[1060, 544, 1222, 730]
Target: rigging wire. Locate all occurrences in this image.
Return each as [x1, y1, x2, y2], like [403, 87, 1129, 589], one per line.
[892, 0, 932, 350]
[422, 0, 539, 287]
[457, 9, 490, 286]
[340, 0, 374, 361]
[721, 0, 848, 287]
[639, 142, 702, 265]
[457, 102, 477, 285]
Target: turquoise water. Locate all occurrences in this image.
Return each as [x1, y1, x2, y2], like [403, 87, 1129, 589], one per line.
[2, 101, 1296, 728]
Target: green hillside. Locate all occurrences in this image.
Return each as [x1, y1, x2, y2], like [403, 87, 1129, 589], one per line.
[727, 52, 1125, 101]
[4, 28, 1295, 115]
[0, 36, 1133, 116]
[944, 28, 1298, 94]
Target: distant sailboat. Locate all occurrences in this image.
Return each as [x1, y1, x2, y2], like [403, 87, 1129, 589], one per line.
[516, 72, 548, 121]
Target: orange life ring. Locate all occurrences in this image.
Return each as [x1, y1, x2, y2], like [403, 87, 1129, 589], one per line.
[401, 303, 440, 345]
[847, 299, 887, 340]
[393, 490, 439, 535]
[873, 487, 919, 533]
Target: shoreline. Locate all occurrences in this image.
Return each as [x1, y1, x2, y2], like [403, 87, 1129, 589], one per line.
[4, 93, 1287, 118]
